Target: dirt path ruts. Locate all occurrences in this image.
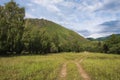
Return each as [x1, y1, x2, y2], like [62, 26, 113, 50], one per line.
[75, 62, 91, 80]
[59, 52, 90, 80]
[60, 63, 67, 79]
[75, 52, 91, 80]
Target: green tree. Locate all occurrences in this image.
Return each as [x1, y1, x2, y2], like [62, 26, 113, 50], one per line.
[0, 6, 9, 54]
[0, 0, 25, 54]
[5, 0, 25, 54]
[103, 43, 109, 53]
[105, 34, 120, 54]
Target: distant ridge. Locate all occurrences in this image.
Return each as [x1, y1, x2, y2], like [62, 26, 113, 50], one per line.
[87, 34, 120, 41]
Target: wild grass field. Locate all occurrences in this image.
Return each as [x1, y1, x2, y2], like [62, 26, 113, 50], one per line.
[0, 52, 120, 80]
[81, 53, 120, 80]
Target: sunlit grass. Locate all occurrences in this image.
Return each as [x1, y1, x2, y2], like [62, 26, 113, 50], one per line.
[67, 62, 82, 80]
[0, 52, 120, 80]
[0, 54, 64, 80]
[81, 53, 120, 80]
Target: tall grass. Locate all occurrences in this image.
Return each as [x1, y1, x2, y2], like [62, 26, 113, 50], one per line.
[0, 52, 120, 80]
[81, 53, 120, 80]
[0, 55, 63, 80]
[67, 62, 82, 80]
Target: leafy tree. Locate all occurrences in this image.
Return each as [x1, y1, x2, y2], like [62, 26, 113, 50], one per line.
[104, 34, 120, 54]
[0, 0, 25, 54]
[103, 44, 109, 53]
[0, 6, 9, 54]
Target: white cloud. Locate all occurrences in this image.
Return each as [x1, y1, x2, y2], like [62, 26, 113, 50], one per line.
[25, 12, 36, 18]
[26, 3, 33, 7]
[47, 5, 60, 12]
[88, 33, 111, 38]
[15, 0, 120, 38]
[31, 0, 63, 13]
[96, 0, 120, 13]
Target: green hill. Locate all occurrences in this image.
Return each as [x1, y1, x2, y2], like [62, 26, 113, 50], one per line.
[97, 34, 120, 41]
[23, 18, 88, 53]
[87, 34, 120, 41]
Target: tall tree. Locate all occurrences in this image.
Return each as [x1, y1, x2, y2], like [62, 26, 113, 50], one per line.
[0, 0, 25, 54]
[104, 34, 120, 54]
[0, 6, 9, 54]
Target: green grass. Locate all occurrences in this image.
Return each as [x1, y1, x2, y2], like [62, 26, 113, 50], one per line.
[81, 53, 120, 80]
[0, 52, 120, 80]
[0, 55, 64, 80]
[67, 62, 82, 80]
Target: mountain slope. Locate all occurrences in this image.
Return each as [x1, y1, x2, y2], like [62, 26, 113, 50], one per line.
[87, 34, 120, 41]
[96, 34, 120, 41]
[24, 18, 88, 53]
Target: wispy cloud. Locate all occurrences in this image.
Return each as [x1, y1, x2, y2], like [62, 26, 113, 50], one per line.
[0, 0, 120, 38]
[25, 12, 36, 18]
[96, 0, 120, 13]
[99, 20, 120, 33]
[31, 0, 62, 13]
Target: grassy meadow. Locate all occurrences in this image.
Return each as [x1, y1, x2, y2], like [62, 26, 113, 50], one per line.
[66, 62, 82, 80]
[0, 52, 120, 80]
[81, 53, 120, 80]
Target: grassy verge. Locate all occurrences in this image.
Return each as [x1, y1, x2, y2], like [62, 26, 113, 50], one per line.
[81, 53, 120, 80]
[67, 62, 82, 80]
[0, 55, 63, 80]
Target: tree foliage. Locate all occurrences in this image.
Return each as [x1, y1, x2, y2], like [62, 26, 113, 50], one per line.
[0, 0, 25, 54]
[103, 34, 120, 54]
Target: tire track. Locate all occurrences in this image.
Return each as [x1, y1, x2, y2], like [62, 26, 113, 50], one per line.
[59, 63, 67, 80]
[59, 52, 91, 80]
[75, 52, 91, 80]
[75, 62, 91, 80]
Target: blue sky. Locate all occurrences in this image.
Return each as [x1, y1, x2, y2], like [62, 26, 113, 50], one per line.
[0, 0, 120, 38]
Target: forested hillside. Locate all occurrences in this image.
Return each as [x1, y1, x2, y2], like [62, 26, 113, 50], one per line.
[23, 19, 89, 53]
